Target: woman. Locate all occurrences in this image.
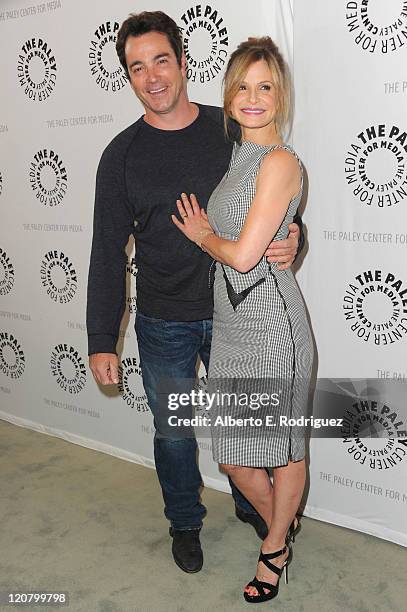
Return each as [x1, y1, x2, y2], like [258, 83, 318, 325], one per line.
[172, 37, 313, 603]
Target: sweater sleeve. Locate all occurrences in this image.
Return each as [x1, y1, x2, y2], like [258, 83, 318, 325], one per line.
[86, 140, 134, 355]
[292, 212, 304, 259]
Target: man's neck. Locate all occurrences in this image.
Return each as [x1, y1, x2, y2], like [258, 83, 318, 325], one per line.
[143, 99, 199, 131]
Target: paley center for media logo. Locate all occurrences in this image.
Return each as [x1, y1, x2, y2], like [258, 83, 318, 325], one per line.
[345, 124, 407, 208]
[29, 149, 68, 207]
[40, 250, 78, 304]
[0, 248, 15, 296]
[88, 21, 127, 92]
[17, 37, 57, 101]
[50, 343, 86, 394]
[346, 1, 407, 54]
[0, 332, 25, 378]
[180, 4, 229, 83]
[118, 356, 149, 412]
[342, 397, 407, 471]
[126, 255, 137, 314]
[342, 269, 407, 346]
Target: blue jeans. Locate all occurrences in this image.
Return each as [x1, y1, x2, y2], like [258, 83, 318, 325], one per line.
[135, 311, 258, 530]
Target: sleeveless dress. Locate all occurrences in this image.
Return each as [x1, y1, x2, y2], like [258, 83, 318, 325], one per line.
[206, 140, 313, 467]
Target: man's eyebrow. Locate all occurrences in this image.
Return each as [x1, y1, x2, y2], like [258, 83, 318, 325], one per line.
[128, 53, 171, 69]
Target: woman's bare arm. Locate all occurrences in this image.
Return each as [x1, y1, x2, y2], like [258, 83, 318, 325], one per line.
[198, 149, 301, 272]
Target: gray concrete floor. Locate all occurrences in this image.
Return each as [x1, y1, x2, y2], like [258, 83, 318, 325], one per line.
[1, 419, 406, 612]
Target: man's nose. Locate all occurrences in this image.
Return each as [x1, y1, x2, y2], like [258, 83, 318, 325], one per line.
[146, 65, 158, 82]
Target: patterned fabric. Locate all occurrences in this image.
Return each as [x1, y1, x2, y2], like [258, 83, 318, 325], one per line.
[206, 141, 313, 467]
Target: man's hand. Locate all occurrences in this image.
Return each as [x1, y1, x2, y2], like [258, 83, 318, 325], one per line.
[265, 222, 300, 271]
[89, 353, 119, 385]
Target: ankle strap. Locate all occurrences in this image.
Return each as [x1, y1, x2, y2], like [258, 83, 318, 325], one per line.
[258, 545, 287, 577]
[260, 545, 286, 560]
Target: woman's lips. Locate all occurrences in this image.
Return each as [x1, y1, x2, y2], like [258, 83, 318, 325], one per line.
[240, 108, 265, 115]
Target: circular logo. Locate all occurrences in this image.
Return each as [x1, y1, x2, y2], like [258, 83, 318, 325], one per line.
[126, 256, 137, 314]
[88, 21, 127, 92]
[180, 5, 229, 83]
[29, 149, 68, 206]
[342, 398, 407, 469]
[0, 332, 25, 379]
[345, 1, 407, 54]
[0, 248, 15, 296]
[343, 269, 407, 345]
[193, 374, 210, 413]
[50, 344, 86, 394]
[40, 250, 78, 304]
[345, 124, 407, 208]
[17, 37, 57, 101]
[118, 357, 149, 412]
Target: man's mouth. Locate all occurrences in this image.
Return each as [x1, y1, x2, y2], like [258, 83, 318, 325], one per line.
[148, 86, 168, 96]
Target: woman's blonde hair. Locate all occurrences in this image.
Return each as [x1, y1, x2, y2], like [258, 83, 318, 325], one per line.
[223, 37, 290, 138]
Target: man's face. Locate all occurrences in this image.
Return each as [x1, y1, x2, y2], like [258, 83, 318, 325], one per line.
[125, 31, 186, 117]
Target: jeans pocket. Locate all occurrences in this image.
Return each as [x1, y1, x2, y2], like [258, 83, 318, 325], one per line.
[136, 310, 166, 324]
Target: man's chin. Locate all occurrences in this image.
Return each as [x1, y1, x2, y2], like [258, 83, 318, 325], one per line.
[147, 101, 177, 116]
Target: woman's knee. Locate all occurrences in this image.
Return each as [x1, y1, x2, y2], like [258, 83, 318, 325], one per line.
[220, 463, 245, 476]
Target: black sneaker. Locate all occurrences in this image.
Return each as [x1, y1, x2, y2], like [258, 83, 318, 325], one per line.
[235, 506, 268, 540]
[169, 527, 203, 573]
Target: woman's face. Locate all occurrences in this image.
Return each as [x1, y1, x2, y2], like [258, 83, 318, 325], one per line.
[230, 59, 277, 131]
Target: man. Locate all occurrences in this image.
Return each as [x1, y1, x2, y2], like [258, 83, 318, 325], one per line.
[87, 11, 303, 574]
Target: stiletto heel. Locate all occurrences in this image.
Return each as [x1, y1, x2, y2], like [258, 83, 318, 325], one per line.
[243, 542, 292, 603]
[286, 515, 301, 545]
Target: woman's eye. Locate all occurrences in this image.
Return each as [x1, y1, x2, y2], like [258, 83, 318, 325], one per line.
[239, 84, 246, 90]
[261, 84, 271, 91]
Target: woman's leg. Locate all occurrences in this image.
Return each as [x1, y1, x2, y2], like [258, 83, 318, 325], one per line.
[220, 465, 274, 530]
[245, 458, 306, 595]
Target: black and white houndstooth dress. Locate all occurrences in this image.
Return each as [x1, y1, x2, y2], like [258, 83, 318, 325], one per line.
[206, 140, 313, 467]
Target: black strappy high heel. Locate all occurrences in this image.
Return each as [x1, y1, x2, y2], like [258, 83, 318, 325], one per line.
[243, 543, 291, 603]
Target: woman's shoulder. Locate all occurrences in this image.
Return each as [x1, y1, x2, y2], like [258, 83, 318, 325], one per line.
[261, 145, 301, 176]
[257, 144, 302, 195]
[264, 143, 301, 164]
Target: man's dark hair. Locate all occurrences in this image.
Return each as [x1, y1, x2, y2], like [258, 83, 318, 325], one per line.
[116, 11, 183, 79]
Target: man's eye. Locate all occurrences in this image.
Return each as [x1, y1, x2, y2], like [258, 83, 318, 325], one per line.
[158, 58, 168, 64]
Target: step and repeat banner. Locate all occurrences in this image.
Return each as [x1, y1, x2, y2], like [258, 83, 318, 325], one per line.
[0, 0, 405, 546]
[293, 0, 407, 545]
[0, 0, 294, 490]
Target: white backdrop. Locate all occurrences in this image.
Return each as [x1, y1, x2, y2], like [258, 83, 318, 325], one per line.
[293, 0, 407, 546]
[1, 0, 406, 546]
